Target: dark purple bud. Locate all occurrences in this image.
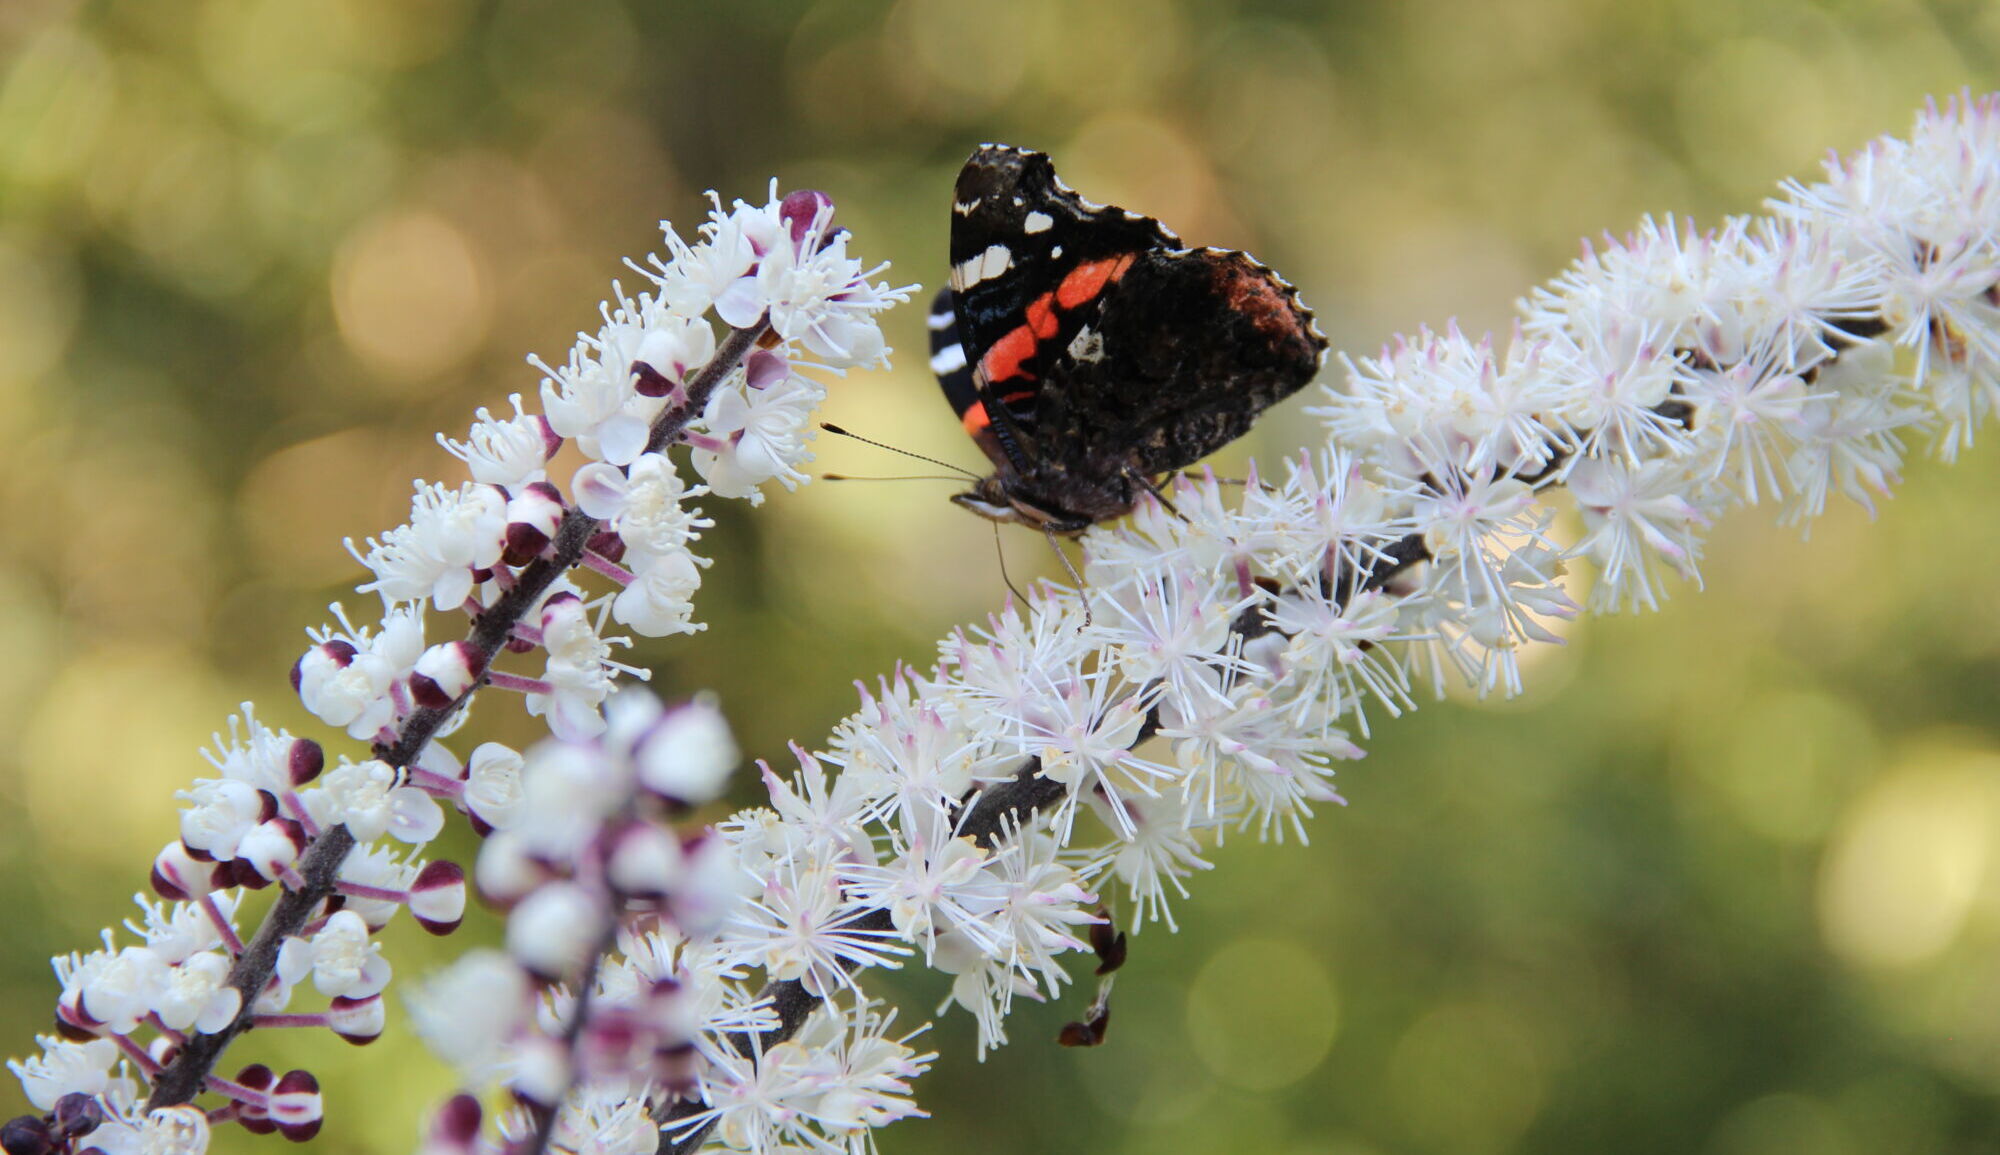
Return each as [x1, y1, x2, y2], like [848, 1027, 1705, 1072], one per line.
[502, 523, 550, 568]
[234, 1063, 276, 1135]
[428, 1095, 483, 1153]
[587, 531, 626, 565]
[271, 1068, 323, 1141]
[288, 739, 324, 786]
[780, 189, 834, 247]
[632, 360, 675, 398]
[0, 1115, 52, 1155]
[50, 1094, 102, 1139]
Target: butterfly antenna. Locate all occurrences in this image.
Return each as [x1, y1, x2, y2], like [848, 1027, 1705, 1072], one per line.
[1043, 526, 1094, 630]
[820, 423, 981, 480]
[821, 473, 969, 483]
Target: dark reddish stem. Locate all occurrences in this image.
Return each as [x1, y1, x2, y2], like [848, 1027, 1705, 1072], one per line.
[145, 316, 770, 1112]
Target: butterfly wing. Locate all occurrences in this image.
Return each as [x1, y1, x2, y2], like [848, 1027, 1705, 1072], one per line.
[947, 146, 1179, 452]
[1031, 245, 1327, 478]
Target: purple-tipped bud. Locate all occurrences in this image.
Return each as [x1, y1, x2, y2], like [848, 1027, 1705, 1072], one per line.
[271, 1069, 322, 1143]
[781, 189, 834, 247]
[411, 860, 467, 935]
[0, 1115, 52, 1155]
[327, 995, 385, 1045]
[288, 738, 324, 787]
[411, 642, 485, 709]
[152, 841, 228, 900]
[503, 483, 565, 565]
[238, 818, 307, 883]
[632, 360, 675, 398]
[50, 1093, 102, 1139]
[234, 1064, 276, 1134]
[421, 1095, 483, 1155]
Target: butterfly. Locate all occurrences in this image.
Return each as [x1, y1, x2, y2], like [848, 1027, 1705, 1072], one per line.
[928, 144, 1328, 534]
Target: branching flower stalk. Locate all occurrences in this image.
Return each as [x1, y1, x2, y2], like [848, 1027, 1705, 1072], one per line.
[9, 95, 2000, 1155]
[3, 186, 911, 1155]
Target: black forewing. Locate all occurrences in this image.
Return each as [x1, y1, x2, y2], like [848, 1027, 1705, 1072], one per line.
[1033, 247, 1328, 477]
[948, 145, 1178, 411]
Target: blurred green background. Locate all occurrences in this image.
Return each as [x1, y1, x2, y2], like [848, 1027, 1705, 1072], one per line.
[4, 1, 2000, 1152]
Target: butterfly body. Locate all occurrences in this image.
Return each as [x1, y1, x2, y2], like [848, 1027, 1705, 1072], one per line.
[930, 145, 1327, 534]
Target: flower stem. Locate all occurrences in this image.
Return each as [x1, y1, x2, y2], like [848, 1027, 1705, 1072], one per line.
[144, 315, 772, 1114]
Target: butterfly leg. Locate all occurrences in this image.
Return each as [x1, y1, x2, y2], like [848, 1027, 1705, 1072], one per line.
[1125, 467, 1185, 522]
[1042, 525, 1093, 630]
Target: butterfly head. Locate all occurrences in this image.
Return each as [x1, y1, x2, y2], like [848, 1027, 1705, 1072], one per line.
[951, 475, 1095, 536]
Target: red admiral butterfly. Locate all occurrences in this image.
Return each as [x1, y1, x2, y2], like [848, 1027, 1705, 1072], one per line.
[929, 145, 1328, 534]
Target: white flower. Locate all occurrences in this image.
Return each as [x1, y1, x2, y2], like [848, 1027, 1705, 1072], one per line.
[353, 481, 508, 611]
[7, 1036, 128, 1111]
[440, 394, 558, 487]
[277, 910, 389, 999]
[407, 949, 531, 1082]
[572, 452, 711, 562]
[153, 952, 241, 1033]
[310, 758, 445, 845]
[688, 372, 826, 500]
[462, 741, 526, 831]
[175, 778, 267, 860]
[526, 595, 631, 741]
[629, 693, 739, 803]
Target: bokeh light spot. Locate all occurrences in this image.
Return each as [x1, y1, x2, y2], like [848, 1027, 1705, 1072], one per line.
[1385, 1002, 1545, 1154]
[332, 209, 492, 384]
[1817, 746, 1997, 969]
[1705, 1092, 1855, 1155]
[1185, 937, 1339, 1092]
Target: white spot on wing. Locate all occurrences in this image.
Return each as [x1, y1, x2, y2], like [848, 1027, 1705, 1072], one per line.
[930, 343, 967, 375]
[1068, 326, 1105, 363]
[950, 244, 1013, 290]
[1024, 211, 1054, 234]
[953, 198, 981, 215]
[926, 305, 954, 331]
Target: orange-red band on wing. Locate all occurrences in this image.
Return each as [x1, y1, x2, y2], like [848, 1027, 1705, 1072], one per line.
[1056, 254, 1134, 309]
[961, 400, 991, 436]
[977, 254, 1137, 386]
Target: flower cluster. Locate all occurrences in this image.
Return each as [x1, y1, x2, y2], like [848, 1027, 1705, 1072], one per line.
[5, 184, 908, 1155]
[12, 93, 2000, 1155]
[638, 93, 2000, 1152]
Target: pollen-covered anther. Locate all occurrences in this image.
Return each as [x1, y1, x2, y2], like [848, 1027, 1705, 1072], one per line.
[410, 860, 468, 935]
[502, 482, 566, 565]
[410, 642, 487, 710]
